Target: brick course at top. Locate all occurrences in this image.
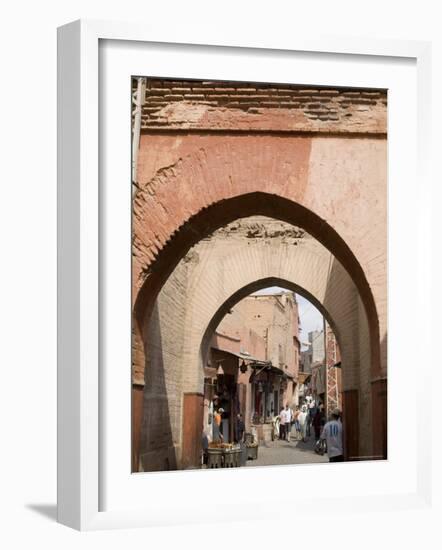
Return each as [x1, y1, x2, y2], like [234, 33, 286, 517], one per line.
[135, 79, 387, 133]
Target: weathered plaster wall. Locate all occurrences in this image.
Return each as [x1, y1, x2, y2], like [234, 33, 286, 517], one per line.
[138, 259, 189, 470]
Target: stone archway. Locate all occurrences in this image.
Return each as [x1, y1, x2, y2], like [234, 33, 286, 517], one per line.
[137, 217, 374, 471]
[197, 276, 365, 467]
[133, 193, 383, 382]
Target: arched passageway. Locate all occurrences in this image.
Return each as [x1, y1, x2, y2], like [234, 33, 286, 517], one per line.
[135, 216, 377, 471]
[133, 193, 382, 380]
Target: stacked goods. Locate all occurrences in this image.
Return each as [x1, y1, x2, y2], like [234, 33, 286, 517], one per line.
[206, 443, 242, 468]
[224, 446, 241, 468]
[208, 442, 236, 450]
[245, 432, 258, 460]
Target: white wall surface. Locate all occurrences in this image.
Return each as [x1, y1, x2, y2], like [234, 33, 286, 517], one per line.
[0, 0, 441, 548]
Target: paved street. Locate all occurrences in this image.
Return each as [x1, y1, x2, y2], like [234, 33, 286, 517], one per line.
[245, 434, 328, 467]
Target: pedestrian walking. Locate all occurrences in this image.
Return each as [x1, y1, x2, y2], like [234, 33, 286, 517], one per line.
[235, 413, 245, 443]
[293, 406, 301, 440]
[272, 411, 280, 440]
[320, 408, 344, 462]
[307, 398, 316, 436]
[298, 405, 308, 442]
[279, 406, 287, 440]
[312, 406, 325, 441]
[283, 404, 292, 441]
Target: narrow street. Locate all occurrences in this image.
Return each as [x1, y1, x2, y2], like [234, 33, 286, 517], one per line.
[245, 434, 328, 467]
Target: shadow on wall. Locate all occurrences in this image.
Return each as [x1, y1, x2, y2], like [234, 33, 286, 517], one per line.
[139, 303, 176, 472]
[324, 257, 359, 460]
[322, 256, 385, 460]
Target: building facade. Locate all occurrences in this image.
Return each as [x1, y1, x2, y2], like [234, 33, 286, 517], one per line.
[204, 292, 300, 444]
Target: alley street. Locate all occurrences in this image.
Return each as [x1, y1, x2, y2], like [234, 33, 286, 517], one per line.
[245, 434, 328, 467]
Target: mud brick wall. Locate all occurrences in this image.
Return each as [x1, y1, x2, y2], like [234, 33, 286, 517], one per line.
[134, 79, 387, 133]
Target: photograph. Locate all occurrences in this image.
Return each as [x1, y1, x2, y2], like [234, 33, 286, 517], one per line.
[130, 77, 387, 473]
[2, 0, 436, 541]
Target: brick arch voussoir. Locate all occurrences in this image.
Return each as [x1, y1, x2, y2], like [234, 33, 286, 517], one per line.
[133, 142, 312, 288]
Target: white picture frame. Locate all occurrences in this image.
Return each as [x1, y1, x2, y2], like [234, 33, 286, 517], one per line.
[57, 19, 433, 531]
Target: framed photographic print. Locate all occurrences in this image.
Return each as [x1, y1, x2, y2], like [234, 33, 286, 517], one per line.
[57, 20, 432, 530]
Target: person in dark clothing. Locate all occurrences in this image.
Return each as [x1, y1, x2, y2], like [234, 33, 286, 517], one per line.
[313, 407, 325, 441]
[235, 413, 245, 443]
[201, 431, 209, 465]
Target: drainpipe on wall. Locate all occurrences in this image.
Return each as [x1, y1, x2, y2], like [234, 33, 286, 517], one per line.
[132, 77, 146, 194]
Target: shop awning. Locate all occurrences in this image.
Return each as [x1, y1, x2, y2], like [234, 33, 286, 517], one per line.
[298, 371, 312, 384]
[249, 362, 289, 378]
[210, 345, 294, 380]
[210, 347, 265, 364]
